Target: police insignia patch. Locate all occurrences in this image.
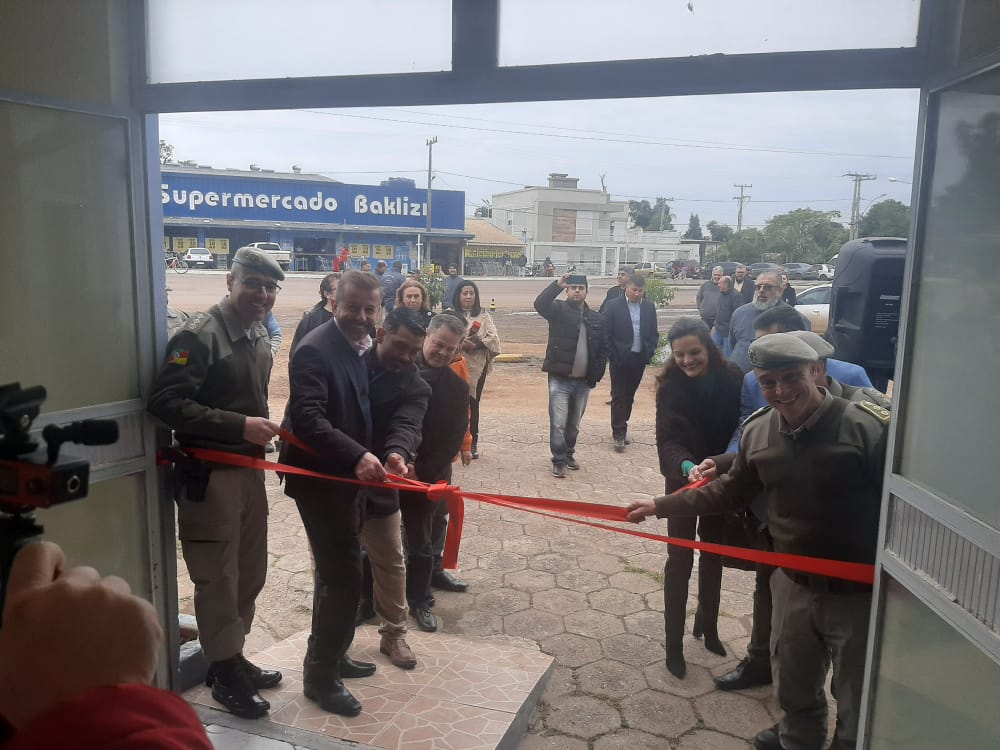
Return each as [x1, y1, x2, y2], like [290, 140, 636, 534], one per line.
[857, 400, 890, 422]
[166, 349, 189, 365]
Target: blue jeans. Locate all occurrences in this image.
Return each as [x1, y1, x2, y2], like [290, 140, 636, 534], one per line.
[711, 327, 725, 352]
[548, 374, 590, 465]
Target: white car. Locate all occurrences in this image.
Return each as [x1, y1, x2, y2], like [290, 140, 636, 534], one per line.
[183, 247, 216, 268]
[795, 283, 831, 335]
[804, 263, 835, 281]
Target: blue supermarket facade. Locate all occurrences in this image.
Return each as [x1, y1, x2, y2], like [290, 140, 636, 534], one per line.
[161, 165, 470, 271]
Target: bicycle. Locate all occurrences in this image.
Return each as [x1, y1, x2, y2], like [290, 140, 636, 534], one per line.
[165, 254, 189, 274]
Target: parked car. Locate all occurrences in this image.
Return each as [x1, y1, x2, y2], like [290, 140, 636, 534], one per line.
[804, 263, 835, 281]
[666, 259, 700, 278]
[747, 262, 782, 279]
[183, 246, 216, 269]
[632, 262, 670, 279]
[701, 260, 743, 279]
[780, 262, 813, 280]
[795, 283, 832, 335]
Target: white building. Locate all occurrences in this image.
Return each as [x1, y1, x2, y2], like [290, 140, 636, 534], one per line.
[490, 173, 629, 276]
[489, 174, 707, 276]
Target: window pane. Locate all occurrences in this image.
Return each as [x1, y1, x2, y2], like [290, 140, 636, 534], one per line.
[867, 579, 1000, 750]
[37, 474, 153, 599]
[898, 69, 1000, 527]
[499, 0, 919, 66]
[0, 103, 139, 412]
[147, 0, 453, 83]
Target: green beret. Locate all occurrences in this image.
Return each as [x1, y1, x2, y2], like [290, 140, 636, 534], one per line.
[748, 332, 818, 370]
[232, 246, 285, 281]
[788, 330, 835, 359]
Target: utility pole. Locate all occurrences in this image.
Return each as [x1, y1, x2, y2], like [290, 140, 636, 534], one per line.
[733, 184, 752, 233]
[844, 172, 877, 240]
[425, 136, 437, 269]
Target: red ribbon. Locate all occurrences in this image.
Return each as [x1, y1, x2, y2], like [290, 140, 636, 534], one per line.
[159, 439, 875, 585]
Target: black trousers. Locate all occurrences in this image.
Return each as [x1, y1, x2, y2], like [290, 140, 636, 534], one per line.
[469, 368, 488, 443]
[294, 491, 363, 666]
[399, 491, 436, 608]
[663, 514, 724, 648]
[609, 352, 647, 440]
[748, 526, 775, 664]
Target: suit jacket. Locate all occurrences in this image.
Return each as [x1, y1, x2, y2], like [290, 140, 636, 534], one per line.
[281, 319, 372, 504]
[599, 285, 625, 314]
[731, 278, 755, 306]
[603, 295, 659, 365]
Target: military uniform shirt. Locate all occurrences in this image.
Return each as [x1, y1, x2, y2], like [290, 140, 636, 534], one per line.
[148, 296, 271, 456]
[654, 389, 889, 566]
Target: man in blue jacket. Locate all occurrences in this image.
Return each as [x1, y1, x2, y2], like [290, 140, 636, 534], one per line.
[534, 274, 608, 478]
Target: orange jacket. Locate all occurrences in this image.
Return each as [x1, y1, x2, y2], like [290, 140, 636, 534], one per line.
[450, 353, 474, 453]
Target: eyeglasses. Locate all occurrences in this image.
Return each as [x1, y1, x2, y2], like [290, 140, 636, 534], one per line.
[240, 278, 282, 295]
[755, 283, 777, 291]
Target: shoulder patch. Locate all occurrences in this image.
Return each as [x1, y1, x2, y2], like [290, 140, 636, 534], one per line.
[858, 388, 892, 410]
[165, 349, 189, 366]
[855, 400, 891, 423]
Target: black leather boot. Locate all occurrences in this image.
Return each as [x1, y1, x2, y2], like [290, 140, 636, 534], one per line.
[206, 655, 270, 719]
[338, 655, 376, 678]
[665, 644, 687, 679]
[239, 654, 283, 689]
[303, 651, 363, 717]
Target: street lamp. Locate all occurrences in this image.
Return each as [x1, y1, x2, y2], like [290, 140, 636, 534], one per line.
[864, 193, 888, 212]
[887, 177, 912, 185]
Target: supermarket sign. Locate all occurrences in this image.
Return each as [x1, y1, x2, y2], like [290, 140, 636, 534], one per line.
[160, 171, 464, 229]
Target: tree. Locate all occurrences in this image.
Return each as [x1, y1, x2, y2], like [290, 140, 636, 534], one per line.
[159, 139, 175, 164]
[628, 197, 673, 230]
[762, 208, 848, 264]
[683, 213, 703, 240]
[706, 220, 734, 243]
[474, 201, 492, 218]
[719, 228, 766, 262]
[859, 199, 910, 237]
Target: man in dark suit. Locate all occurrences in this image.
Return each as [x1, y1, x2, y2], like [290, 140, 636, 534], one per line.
[282, 271, 405, 717]
[604, 273, 659, 452]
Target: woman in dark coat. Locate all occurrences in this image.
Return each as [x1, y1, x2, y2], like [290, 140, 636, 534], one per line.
[656, 318, 743, 678]
[289, 272, 339, 358]
[780, 272, 797, 306]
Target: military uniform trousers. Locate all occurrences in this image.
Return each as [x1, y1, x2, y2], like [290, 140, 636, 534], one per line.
[771, 569, 872, 750]
[360, 509, 409, 637]
[177, 466, 268, 662]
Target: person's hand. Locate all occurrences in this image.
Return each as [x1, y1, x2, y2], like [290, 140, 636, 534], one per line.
[355, 452, 387, 482]
[461, 339, 476, 352]
[243, 417, 280, 446]
[557, 273, 571, 288]
[689, 458, 718, 483]
[459, 450, 473, 466]
[625, 498, 657, 523]
[0, 542, 162, 728]
[385, 453, 408, 477]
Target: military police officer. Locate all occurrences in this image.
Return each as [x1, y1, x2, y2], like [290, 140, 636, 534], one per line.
[627, 332, 889, 750]
[148, 246, 285, 719]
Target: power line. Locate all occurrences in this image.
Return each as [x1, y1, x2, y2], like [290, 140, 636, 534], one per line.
[300, 109, 911, 160]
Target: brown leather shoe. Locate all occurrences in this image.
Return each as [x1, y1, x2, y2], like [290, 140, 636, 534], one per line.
[380, 636, 418, 670]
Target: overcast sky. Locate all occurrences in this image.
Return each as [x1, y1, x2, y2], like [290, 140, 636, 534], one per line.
[154, 1, 921, 232]
[160, 89, 918, 231]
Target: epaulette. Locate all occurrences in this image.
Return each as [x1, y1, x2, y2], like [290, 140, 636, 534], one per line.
[858, 388, 892, 410]
[852, 400, 891, 424]
[182, 312, 211, 333]
[742, 404, 773, 427]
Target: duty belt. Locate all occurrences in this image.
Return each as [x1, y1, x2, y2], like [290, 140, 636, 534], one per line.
[783, 569, 873, 595]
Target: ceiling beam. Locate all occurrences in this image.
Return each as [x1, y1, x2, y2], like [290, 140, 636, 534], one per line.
[142, 46, 929, 114]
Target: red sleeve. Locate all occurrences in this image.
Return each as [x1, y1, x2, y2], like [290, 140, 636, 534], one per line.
[4, 684, 212, 750]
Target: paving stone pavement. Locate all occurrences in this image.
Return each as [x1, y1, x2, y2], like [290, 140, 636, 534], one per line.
[177, 368, 789, 749]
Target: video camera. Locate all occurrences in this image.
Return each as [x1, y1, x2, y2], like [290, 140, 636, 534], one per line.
[0, 382, 119, 616]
